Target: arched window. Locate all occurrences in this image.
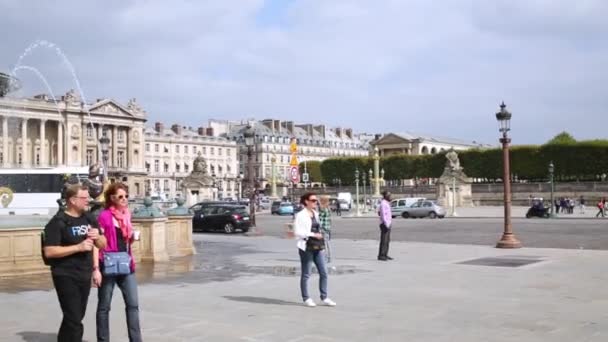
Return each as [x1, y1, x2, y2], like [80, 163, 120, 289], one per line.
[421, 146, 429, 154]
[431, 147, 437, 154]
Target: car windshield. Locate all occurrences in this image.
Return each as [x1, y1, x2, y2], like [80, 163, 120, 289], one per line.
[280, 203, 292, 207]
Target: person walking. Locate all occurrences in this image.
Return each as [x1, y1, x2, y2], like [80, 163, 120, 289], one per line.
[335, 199, 342, 217]
[580, 195, 586, 214]
[94, 182, 142, 342]
[293, 192, 336, 308]
[596, 198, 604, 218]
[43, 184, 107, 342]
[377, 190, 393, 261]
[318, 196, 333, 264]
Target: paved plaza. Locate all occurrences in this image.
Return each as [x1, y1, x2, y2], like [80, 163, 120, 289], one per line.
[2, 214, 608, 341]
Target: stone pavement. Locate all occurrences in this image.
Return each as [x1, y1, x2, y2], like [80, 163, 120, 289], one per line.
[2, 235, 608, 341]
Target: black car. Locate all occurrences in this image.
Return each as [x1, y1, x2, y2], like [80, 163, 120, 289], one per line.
[192, 204, 251, 233]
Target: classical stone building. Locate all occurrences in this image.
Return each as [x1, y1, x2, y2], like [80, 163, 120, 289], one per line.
[213, 119, 371, 190]
[144, 122, 239, 200]
[371, 132, 490, 156]
[0, 90, 147, 199]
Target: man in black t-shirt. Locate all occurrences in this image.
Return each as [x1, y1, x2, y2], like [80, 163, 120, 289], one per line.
[43, 184, 107, 342]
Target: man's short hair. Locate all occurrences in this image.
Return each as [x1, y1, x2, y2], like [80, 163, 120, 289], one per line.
[65, 184, 88, 200]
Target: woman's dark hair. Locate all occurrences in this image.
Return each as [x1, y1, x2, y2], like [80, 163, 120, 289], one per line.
[104, 182, 129, 209]
[300, 192, 316, 205]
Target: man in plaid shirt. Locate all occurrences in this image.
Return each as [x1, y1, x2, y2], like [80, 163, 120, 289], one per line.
[319, 196, 333, 263]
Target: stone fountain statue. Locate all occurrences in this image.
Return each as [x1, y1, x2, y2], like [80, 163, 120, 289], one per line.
[181, 152, 214, 206]
[82, 163, 107, 219]
[0, 72, 21, 97]
[437, 149, 473, 210]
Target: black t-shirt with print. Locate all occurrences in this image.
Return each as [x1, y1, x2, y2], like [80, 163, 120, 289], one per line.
[43, 211, 100, 280]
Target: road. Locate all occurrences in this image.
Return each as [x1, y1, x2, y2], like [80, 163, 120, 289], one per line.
[252, 214, 608, 250]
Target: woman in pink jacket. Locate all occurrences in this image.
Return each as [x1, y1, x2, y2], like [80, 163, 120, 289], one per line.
[93, 182, 142, 342]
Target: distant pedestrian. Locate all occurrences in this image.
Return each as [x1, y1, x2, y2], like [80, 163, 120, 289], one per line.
[293, 192, 336, 307]
[596, 199, 605, 218]
[335, 200, 342, 216]
[318, 196, 333, 264]
[580, 196, 586, 214]
[377, 191, 393, 261]
[555, 199, 561, 215]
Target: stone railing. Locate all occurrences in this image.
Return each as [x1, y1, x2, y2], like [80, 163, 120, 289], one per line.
[0, 198, 195, 277]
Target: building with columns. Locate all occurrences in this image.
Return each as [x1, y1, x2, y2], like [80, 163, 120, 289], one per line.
[371, 132, 491, 157]
[0, 90, 147, 201]
[144, 122, 239, 201]
[213, 119, 371, 191]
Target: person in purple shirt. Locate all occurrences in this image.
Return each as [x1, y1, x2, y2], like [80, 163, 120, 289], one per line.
[378, 191, 393, 261]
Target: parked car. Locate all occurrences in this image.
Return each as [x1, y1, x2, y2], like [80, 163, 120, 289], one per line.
[390, 197, 426, 218]
[271, 201, 282, 214]
[293, 202, 304, 215]
[276, 202, 294, 215]
[190, 201, 233, 212]
[192, 204, 251, 233]
[260, 199, 271, 210]
[401, 200, 446, 219]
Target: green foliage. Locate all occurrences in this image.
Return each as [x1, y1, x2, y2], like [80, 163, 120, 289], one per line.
[319, 141, 608, 182]
[546, 131, 576, 145]
[299, 161, 322, 183]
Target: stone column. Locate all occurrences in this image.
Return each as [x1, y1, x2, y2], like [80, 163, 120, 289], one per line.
[2, 116, 8, 167]
[126, 127, 131, 170]
[112, 125, 118, 168]
[21, 118, 28, 166]
[57, 121, 63, 165]
[97, 124, 103, 163]
[40, 119, 46, 166]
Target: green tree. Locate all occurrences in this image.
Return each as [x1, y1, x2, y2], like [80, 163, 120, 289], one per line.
[299, 161, 322, 183]
[546, 132, 576, 145]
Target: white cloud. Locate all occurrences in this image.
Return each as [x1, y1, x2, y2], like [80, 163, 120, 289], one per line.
[0, 0, 606, 144]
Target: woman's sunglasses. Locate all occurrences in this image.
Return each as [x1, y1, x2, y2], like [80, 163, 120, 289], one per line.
[114, 194, 129, 200]
[308, 198, 318, 203]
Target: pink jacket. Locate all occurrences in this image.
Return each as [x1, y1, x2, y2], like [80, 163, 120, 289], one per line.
[97, 209, 136, 272]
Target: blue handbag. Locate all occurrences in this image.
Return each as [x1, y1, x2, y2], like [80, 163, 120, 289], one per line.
[102, 252, 132, 276]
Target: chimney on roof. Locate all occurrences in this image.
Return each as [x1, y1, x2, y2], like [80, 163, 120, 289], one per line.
[345, 128, 353, 139]
[198, 127, 205, 135]
[262, 119, 274, 133]
[283, 121, 294, 134]
[206, 127, 214, 136]
[335, 127, 343, 138]
[154, 122, 164, 133]
[374, 134, 382, 141]
[314, 125, 326, 138]
[171, 124, 182, 135]
[274, 120, 282, 133]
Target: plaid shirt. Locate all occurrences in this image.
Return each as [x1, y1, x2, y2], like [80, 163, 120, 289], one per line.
[318, 208, 332, 234]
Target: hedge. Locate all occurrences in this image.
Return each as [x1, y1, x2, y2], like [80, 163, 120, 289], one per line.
[319, 141, 608, 185]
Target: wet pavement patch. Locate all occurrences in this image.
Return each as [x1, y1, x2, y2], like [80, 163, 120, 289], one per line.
[0, 240, 365, 293]
[457, 255, 545, 268]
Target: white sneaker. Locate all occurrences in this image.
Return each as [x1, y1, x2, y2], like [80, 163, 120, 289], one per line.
[322, 298, 337, 307]
[304, 298, 317, 307]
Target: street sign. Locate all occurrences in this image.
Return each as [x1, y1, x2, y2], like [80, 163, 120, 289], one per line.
[290, 166, 299, 183]
[302, 173, 309, 182]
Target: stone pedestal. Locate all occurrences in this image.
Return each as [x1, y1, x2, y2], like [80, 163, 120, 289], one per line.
[436, 150, 473, 210]
[131, 217, 170, 262]
[0, 227, 47, 276]
[167, 215, 196, 257]
[181, 153, 215, 206]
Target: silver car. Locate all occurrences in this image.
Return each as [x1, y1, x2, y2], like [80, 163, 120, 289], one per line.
[401, 200, 446, 219]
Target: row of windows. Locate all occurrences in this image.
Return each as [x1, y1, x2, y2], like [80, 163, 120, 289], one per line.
[232, 135, 365, 149]
[86, 126, 125, 141]
[85, 149, 126, 168]
[146, 161, 233, 175]
[145, 143, 232, 156]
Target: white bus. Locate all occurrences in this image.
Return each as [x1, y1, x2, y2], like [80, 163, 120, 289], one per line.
[0, 166, 88, 213]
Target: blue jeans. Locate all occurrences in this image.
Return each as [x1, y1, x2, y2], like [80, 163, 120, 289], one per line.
[96, 272, 142, 342]
[299, 249, 328, 301]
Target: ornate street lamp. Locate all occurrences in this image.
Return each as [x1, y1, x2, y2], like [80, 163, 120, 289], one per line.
[549, 161, 555, 217]
[355, 169, 361, 216]
[99, 129, 110, 179]
[495, 102, 521, 248]
[243, 124, 258, 232]
[238, 172, 244, 201]
[362, 171, 367, 212]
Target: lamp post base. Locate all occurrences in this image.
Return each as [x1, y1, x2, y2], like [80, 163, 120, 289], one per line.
[496, 233, 522, 249]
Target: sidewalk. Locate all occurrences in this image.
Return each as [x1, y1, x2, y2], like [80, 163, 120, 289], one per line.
[1, 235, 607, 341]
[342, 206, 601, 219]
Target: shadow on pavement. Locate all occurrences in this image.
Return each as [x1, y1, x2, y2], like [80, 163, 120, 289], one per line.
[16, 331, 91, 342]
[223, 296, 301, 306]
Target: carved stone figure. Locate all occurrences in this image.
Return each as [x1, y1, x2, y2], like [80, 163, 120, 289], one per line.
[445, 150, 462, 172]
[83, 163, 105, 200]
[192, 152, 207, 174]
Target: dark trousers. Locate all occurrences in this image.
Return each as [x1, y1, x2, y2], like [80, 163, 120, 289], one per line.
[52, 274, 91, 342]
[378, 224, 391, 258]
[97, 272, 142, 342]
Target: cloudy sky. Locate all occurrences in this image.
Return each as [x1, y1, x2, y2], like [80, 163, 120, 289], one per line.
[1, 0, 606, 145]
